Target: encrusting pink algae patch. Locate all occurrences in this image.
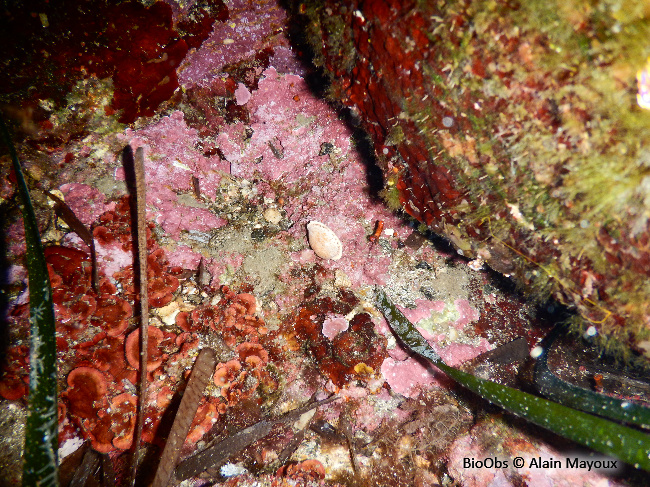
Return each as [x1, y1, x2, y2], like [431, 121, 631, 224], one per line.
[117, 111, 229, 240]
[216, 67, 353, 181]
[380, 298, 491, 397]
[322, 315, 349, 340]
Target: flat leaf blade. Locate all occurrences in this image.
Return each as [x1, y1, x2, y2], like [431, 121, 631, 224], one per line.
[375, 287, 650, 471]
[1, 116, 59, 486]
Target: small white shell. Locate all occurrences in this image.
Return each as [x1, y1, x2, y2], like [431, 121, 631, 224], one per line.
[263, 207, 282, 225]
[307, 221, 342, 260]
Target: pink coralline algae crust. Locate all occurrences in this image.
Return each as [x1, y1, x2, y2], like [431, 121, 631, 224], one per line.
[381, 357, 440, 398]
[398, 299, 446, 324]
[234, 83, 252, 105]
[216, 67, 353, 180]
[381, 299, 491, 398]
[178, 0, 292, 88]
[116, 111, 229, 240]
[454, 299, 481, 328]
[164, 244, 204, 271]
[59, 183, 109, 227]
[322, 315, 349, 340]
[437, 342, 491, 366]
[149, 185, 225, 238]
[382, 341, 491, 398]
[217, 67, 408, 287]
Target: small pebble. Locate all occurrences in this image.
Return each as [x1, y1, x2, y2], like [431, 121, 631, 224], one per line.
[307, 221, 342, 260]
[263, 207, 282, 224]
[530, 346, 543, 359]
[220, 463, 248, 477]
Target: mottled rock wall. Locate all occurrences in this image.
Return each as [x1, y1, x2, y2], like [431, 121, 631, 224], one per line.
[293, 0, 650, 359]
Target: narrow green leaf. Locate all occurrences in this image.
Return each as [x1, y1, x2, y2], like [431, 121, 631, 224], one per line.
[1, 115, 59, 486]
[375, 288, 650, 471]
[534, 323, 650, 428]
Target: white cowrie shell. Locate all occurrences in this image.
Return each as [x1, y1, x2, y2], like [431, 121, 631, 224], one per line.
[307, 221, 342, 260]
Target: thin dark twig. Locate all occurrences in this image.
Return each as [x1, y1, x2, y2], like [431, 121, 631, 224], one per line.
[129, 146, 149, 486]
[152, 347, 218, 487]
[46, 190, 99, 292]
[340, 407, 359, 476]
[68, 445, 99, 487]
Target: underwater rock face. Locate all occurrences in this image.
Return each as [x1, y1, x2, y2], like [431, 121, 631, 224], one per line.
[3, 0, 649, 484]
[294, 0, 650, 359]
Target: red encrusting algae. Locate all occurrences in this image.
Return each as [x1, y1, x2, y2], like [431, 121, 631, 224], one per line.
[289, 291, 387, 388]
[0, 196, 277, 457]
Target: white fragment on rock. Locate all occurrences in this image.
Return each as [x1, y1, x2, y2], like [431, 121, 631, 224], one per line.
[172, 159, 191, 171]
[467, 258, 484, 271]
[530, 346, 543, 359]
[220, 463, 248, 478]
[263, 207, 282, 224]
[334, 269, 352, 288]
[447, 328, 459, 341]
[307, 221, 342, 260]
[155, 300, 180, 327]
[59, 436, 84, 460]
[293, 408, 317, 431]
[234, 82, 251, 105]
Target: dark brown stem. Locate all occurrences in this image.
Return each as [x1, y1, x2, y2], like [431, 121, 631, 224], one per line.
[152, 347, 218, 487]
[129, 146, 149, 486]
[46, 190, 99, 292]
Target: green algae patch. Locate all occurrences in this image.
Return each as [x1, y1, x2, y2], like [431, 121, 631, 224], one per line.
[416, 303, 461, 335]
